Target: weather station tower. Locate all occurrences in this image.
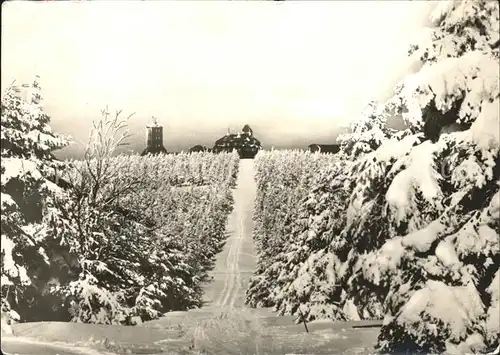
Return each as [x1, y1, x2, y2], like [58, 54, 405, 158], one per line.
[141, 116, 168, 156]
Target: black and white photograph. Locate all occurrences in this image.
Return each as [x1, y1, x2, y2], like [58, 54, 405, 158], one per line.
[1, 0, 499, 354]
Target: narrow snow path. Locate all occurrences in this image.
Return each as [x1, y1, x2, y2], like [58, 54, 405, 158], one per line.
[203, 158, 257, 309]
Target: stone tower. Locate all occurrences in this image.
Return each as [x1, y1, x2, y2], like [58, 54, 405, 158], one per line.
[141, 117, 167, 156]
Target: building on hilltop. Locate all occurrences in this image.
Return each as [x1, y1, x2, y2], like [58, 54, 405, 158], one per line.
[141, 117, 168, 156]
[308, 143, 340, 154]
[213, 124, 262, 159]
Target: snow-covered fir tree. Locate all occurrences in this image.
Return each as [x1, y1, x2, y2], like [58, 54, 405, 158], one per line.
[1, 76, 69, 323]
[247, 1, 498, 353]
[350, 0, 500, 352]
[337, 99, 396, 159]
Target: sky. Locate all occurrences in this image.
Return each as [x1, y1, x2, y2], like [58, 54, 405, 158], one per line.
[1, 0, 435, 157]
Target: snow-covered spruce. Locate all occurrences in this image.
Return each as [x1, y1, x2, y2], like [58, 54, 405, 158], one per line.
[337, 99, 396, 160]
[1, 77, 69, 326]
[371, 1, 500, 352]
[247, 1, 499, 352]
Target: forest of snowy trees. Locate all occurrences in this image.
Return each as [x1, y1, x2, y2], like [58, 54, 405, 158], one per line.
[1, 77, 240, 327]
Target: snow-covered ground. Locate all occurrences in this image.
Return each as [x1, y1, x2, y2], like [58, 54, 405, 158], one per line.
[6, 159, 380, 354]
[1, 336, 113, 355]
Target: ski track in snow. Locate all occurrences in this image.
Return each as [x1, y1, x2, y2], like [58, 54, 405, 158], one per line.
[216, 159, 253, 308]
[192, 159, 255, 347]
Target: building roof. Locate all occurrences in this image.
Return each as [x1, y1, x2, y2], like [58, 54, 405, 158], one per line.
[214, 133, 261, 147]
